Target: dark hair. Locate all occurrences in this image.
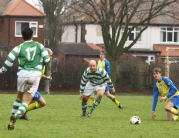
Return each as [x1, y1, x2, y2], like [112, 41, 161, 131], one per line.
[21, 27, 33, 41]
[100, 50, 107, 55]
[153, 67, 162, 73]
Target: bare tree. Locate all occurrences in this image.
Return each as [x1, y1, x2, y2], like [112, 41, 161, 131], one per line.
[71, 0, 179, 85]
[38, 0, 74, 93]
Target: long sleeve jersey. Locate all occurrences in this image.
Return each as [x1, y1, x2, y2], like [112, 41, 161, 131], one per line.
[152, 76, 179, 112]
[80, 67, 114, 93]
[0, 40, 50, 77]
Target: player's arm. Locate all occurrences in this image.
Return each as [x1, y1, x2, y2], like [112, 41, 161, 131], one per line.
[162, 77, 178, 98]
[79, 69, 88, 94]
[0, 47, 19, 73]
[152, 83, 159, 119]
[105, 60, 110, 75]
[39, 43, 50, 63]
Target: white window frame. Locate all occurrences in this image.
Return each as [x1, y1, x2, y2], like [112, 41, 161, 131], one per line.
[121, 26, 142, 42]
[160, 27, 179, 43]
[15, 21, 38, 37]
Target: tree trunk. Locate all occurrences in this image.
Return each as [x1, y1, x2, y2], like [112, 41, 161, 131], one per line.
[44, 60, 52, 94]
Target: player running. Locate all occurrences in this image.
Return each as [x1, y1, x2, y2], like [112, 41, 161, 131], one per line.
[0, 27, 50, 130]
[79, 60, 115, 117]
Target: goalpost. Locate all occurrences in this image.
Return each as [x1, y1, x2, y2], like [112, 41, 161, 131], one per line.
[165, 47, 179, 88]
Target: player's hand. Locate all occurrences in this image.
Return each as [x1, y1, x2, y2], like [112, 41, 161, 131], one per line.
[79, 93, 83, 100]
[160, 96, 167, 102]
[110, 88, 115, 93]
[46, 76, 52, 81]
[152, 112, 156, 119]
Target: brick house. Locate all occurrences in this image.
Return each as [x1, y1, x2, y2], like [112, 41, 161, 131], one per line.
[0, 0, 46, 54]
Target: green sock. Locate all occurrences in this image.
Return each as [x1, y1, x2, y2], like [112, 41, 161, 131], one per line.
[12, 99, 21, 115]
[82, 103, 87, 115]
[14, 103, 28, 119]
[90, 98, 101, 113]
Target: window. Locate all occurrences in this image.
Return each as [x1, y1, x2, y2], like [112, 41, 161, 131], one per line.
[121, 27, 142, 42]
[160, 27, 179, 42]
[15, 21, 38, 37]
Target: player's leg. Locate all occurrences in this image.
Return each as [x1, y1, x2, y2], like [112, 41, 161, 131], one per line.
[88, 94, 94, 107]
[104, 85, 123, 109]
[8, 76, 40, 130]
[87, 84, 105, 117]
[165, 96, 179, 121]
[11, 91, 23, 115]
[80, 82, 94, 116]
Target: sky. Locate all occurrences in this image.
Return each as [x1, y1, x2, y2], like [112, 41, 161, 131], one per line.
[25, 0, 42, 10]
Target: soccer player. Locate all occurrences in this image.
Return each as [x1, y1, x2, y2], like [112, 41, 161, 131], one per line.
[88, 50, 123, 109]
[0, 27, 50, 130]
[152, 67, 179, 121]
[79, 60, 115, 117]
[19, 48, 53, 120]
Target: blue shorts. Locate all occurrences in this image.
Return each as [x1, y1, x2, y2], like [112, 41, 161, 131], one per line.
[170, 95, 179, 109]
[32, 91, 42, 101]
[105, 84, 109, 92]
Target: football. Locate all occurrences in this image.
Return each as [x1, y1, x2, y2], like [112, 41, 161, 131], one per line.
[130, 116, 141, 124]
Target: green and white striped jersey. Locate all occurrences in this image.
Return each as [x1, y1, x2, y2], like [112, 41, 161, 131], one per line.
[0, 40, 50, 76]
[80, 67, 114, 93]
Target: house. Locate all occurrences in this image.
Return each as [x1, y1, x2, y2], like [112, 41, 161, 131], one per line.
[0, 0, 46, 54]
[56, 43, 101, 63]
[61, 2, 179, 65]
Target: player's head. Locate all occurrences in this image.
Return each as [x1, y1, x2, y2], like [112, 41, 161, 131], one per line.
[46, 48, 53, 59]
[100, 50, 106, 60]
[89, 60, 97, 72]
[153, 67, 162, 81]
[21, 27, 33, 41]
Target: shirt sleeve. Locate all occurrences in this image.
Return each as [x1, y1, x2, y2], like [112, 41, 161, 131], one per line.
[104, 60, 110, 75]
[79, 69, 88, 93]
[152, 82, 159, 112]
[162, 77, 178, 98]
[0, 47, 19, 73]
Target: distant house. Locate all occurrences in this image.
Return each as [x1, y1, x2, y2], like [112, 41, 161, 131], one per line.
[0, 0, 46, 54]
[62, 2, 179, 64]
[57, 43, 102, 63]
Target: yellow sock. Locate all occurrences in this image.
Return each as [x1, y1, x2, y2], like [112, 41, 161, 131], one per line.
[171, 107, 178, 115]
[88, 95, 94, 107]
[26, 101, 40, 112]
[112, 97, 120, 106]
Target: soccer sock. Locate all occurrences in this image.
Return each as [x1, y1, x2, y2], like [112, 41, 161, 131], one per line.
[170, 107, 178, 115]
[82, 103, 87, 115]
[11, 99, 21, 115]
[26, 101, 40, 112]
[111, 97, 120, 106]
[88, 95, 94, 107]
[89, 98, 101, 113]
[173, 115, 179, 121]
[14, 103, 28, 119]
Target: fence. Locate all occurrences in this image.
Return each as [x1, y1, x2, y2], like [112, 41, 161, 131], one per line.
[0, 56, 166, 93]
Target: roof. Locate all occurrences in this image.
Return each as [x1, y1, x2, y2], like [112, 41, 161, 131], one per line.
[0, 0, 45, 16]
[58, 43, 102, 56]
[154, 44, 179, 56]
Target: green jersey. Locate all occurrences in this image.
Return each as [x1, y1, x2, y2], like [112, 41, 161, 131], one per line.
[80, 67, 114, 93]
[0, 40, 50, 76]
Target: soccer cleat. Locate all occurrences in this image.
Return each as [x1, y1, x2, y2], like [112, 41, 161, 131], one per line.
[118, 104, 123, 109]
[87, 111, 92, 117]
[79, 114, 86, 117]
[7, 115, 16, 130]
[20, 113, 30, 121]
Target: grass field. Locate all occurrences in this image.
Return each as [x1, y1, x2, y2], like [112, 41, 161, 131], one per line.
[0, 93, 179, 138]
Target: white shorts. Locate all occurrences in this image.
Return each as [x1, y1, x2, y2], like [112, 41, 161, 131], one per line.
[17, 76, 41, 97]
[83, 82, 106, 96]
